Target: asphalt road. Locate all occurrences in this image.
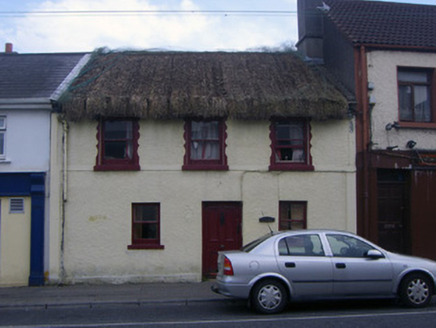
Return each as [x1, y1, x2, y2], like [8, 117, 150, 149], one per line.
[0, 298, 435, 327]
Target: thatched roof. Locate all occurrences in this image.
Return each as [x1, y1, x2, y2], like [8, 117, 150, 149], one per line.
[60, 49, 350, 122]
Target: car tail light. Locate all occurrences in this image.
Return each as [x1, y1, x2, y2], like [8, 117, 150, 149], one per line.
[223, 256, 234, 276]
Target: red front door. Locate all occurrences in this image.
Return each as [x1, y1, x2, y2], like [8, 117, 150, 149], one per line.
[202, 202, 242, 277]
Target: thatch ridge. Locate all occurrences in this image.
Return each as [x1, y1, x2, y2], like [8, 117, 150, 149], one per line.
[59, 49, 350, 122]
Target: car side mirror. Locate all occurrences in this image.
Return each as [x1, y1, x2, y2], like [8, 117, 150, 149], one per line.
[366, 249, 384, 259]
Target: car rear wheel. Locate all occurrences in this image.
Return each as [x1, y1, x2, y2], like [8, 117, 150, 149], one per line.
[251, 279, 288, 314]
[399, 273, 433, 308]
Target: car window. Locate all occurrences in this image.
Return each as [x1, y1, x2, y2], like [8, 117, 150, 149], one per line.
[326, 234, 374, 258]
[279, 234, 325, 256]
[241, 233, 273, 252]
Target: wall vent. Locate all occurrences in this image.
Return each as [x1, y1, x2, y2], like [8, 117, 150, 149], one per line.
[10, 198, 24, 213]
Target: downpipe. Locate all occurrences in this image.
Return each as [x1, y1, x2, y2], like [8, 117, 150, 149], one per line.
[60, 118, 68, 284]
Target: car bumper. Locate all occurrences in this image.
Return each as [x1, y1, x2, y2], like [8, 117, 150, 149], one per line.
[212, 279, 251, 299]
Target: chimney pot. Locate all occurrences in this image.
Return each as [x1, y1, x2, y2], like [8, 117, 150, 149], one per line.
[5, 43, 13, 53]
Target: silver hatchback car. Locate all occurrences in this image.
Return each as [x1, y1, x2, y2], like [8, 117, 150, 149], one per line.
[212, 230, 436, 314]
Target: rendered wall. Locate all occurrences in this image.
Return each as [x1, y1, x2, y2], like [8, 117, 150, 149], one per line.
[0, 109, 51, 172]
[49, 118, 356, 284]
[0, 197, 31, 286]
[367, 51, 436, 151]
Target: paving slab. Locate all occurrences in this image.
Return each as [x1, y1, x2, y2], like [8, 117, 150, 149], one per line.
[0, 281, 227, 309]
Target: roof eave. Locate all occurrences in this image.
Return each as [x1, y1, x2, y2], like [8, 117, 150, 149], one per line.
[0, 98, 53, 110]
[353, 42, 436, 52]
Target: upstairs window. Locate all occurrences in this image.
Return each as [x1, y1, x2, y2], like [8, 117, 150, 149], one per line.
[398, 68, 435, 124]
[0, 116, 6, 159]
[269, 118, 313, 171]
[94, 118, 140, 171]
[183, 119, 228, 170]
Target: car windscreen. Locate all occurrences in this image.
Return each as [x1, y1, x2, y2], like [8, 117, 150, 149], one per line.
[241, 233, 273, 252]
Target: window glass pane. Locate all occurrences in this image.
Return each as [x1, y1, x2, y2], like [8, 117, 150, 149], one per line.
[327, 234, 374, 258]
[191, 121, 219, 140]
[398, 71, 428, 83]
[414, 85, 431, 122]
[279, 202, 306, 230]
[399, 85, 413, 121]
[275, 121, 305, 163]
[0, 133, 4, 156]
[0, 117, 5, 129]
[280, 235, 324, 256]
[134, 205, 158, 222]
[105, 141, 130, 159]
[190, 121, 220, 160]
[132, 204, 159, 242]
[191, 141, 219, 160]
[133, 222, 158, 239]
[276, 123, 303, 145]
[103, 121, 134, 160]
[105, 121, 132, 139]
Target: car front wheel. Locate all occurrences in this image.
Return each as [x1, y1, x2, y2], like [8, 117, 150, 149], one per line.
[399, 273, 433, 308]
[251, 279, 288, 314]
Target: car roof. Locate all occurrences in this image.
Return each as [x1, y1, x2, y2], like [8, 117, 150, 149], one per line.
[272, 229, 357, 236]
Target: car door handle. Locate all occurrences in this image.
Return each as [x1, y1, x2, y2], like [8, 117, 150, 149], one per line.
[336, 263, 346, 269]
[285, 262, 296, 268]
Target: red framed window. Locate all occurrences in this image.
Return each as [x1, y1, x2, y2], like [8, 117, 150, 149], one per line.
[128, 203, 164, 250]
[279, 201, 307, 231]
[398, 68, 435, 124]
[94, 118, 140, 171]
[269, 118, 313, 171]
[182, 119, 228, 170]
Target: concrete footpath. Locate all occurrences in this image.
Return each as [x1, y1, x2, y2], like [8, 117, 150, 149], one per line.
[0, 281, 229, 309]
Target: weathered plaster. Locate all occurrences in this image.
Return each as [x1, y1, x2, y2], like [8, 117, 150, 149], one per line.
[49, 117, 356, 284]
[367, 51, 436, 151]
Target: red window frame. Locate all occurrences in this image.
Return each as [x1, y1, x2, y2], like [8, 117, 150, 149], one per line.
[128, 203, 164, 250]
[182, 119, 228, 171]
[269, 118, 314, 171]
[279, 201, 307, 231]
[94, 118, 140, 171]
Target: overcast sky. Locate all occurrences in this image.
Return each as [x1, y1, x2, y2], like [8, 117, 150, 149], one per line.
[0, 0, 434, 54]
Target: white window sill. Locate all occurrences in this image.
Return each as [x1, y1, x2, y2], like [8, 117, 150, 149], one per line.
[0, 159, 11, 164]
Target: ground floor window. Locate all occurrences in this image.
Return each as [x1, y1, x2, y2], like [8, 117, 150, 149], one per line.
[279, 201, 307, 230]
[128, 203, 164, 249]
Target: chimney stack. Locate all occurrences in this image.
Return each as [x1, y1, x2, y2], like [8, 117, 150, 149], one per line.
[296, 0, 324, 60]
[5, 43, 13, 53]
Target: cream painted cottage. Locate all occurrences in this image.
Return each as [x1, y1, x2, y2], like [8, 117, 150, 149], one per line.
[48, 50, 356, 284]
